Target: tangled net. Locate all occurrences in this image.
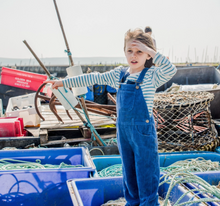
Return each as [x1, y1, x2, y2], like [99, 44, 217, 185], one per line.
[153, 91, 218, 152]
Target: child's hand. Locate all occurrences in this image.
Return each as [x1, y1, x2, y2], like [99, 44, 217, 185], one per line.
[43, 80, 63, 89]
[131, 40, 156, 58]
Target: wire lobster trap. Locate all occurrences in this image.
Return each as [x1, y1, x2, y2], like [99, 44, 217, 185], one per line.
[153, 91, 218, 152]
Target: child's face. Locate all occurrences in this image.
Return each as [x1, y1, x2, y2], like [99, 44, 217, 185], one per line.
[124, 39, 150, 72]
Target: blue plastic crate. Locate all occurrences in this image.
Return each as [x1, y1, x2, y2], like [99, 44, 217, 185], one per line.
[160, 151, 220, 167]
[67, 176, 202, 206]
[0, 147, 95, 206]
[184, 171, 220, 206]
[92, 152, 220, 177]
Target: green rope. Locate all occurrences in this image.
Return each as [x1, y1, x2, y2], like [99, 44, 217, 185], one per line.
[159, 168, 220, 206]
[98, 164, 122, 177]
[0, 159, 84, 170]
[98, 158, 220, 205]
[98, 158, 220, 178]
[160, 157, 220, 173]
[103, 138, 117, 146]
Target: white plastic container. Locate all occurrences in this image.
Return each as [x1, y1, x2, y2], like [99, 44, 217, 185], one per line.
[66, 65, 88, 96]
[51, 87, 78, 110]
[6, 93, 41, 127]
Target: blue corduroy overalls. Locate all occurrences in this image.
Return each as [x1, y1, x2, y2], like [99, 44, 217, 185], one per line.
[116, 67, 160, 206]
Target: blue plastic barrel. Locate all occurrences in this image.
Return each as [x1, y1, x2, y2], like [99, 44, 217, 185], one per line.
[0, 147, 95, 206]
[85, 86, 94, 101]
[67, 175, 199, 206]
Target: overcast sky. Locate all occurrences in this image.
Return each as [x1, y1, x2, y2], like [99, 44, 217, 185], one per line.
[1, 0, 220, 63]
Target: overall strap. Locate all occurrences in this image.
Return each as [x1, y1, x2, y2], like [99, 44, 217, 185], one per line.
[135, 67, 150, 89]
[119, 67, 130, 83]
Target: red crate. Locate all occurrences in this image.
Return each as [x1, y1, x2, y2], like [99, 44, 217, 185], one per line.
[0, 117, 25, 137]
[1, 67, 47, 91]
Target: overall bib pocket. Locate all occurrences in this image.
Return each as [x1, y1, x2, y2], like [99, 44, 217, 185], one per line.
[118, 90, 135, 112]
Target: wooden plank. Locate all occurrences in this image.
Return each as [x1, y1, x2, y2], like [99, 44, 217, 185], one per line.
[40, 105, 115, 129]
[39, 129, 48, 144]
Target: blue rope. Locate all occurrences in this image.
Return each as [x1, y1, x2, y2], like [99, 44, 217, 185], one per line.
[77, 96, 106, 146]
[64, 50, 72, 56]
[64, 50, 72, 66]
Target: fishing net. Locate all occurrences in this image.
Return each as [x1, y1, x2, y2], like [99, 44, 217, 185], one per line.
[153, 91, 218, 152]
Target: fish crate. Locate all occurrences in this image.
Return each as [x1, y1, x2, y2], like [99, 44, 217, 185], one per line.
[184, 171, 220, 206]
[67, 176, 205, 206]
[1, 67, 47, 92]
[92, 152, 220, 177]
[92, 155, 121, 177]
[0, 147, 95, 206]
[0, 117, 25, 137]
[6, 93, 41, 127]
[160, 151, 220, 167]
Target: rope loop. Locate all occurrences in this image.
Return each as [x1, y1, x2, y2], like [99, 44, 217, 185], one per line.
[64, 50, 72, 56]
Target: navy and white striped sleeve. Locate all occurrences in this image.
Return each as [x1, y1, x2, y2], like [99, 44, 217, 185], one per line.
[62, 66, 122, 89]
[151, 52, 177, 88]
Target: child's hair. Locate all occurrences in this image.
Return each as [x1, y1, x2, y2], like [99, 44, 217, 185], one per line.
[124, 28, 156, 68]
[144, 26, 152, 33]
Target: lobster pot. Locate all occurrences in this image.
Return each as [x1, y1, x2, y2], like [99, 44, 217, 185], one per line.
[153, 91, 218, 152]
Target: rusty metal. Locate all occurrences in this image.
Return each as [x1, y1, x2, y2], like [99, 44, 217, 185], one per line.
[107, 93, 116, 104]
[35, 83, 51, 121]
[23, 41, 51, 77]
[81, 97, 90, 121]
[85, 103, 116, 110]
[49, 94, 63, 123]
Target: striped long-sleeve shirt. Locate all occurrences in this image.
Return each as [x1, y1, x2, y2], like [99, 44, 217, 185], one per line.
[63, 52, 177, 116]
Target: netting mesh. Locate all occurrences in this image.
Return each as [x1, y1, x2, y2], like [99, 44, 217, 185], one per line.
[153, 91, 218, 152]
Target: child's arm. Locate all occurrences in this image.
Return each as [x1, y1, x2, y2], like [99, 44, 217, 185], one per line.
[44, 67, 121, 90]
[130, 40, 176, 88]
[152, 53, 177, 88]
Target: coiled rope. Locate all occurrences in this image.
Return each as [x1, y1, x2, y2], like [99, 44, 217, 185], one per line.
[160, 157, 220, 173]
[98, 164, 122, 177]
[0, 159, 84, 170]
[100, 163, 220, 205]
[160, 167, 220, 206]
[98, 158, 220, 177]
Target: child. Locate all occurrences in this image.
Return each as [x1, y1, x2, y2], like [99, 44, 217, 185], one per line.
[45, 28, 177, 206]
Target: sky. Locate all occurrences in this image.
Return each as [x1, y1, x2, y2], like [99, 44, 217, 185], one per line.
[0, 0, 220, 63]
